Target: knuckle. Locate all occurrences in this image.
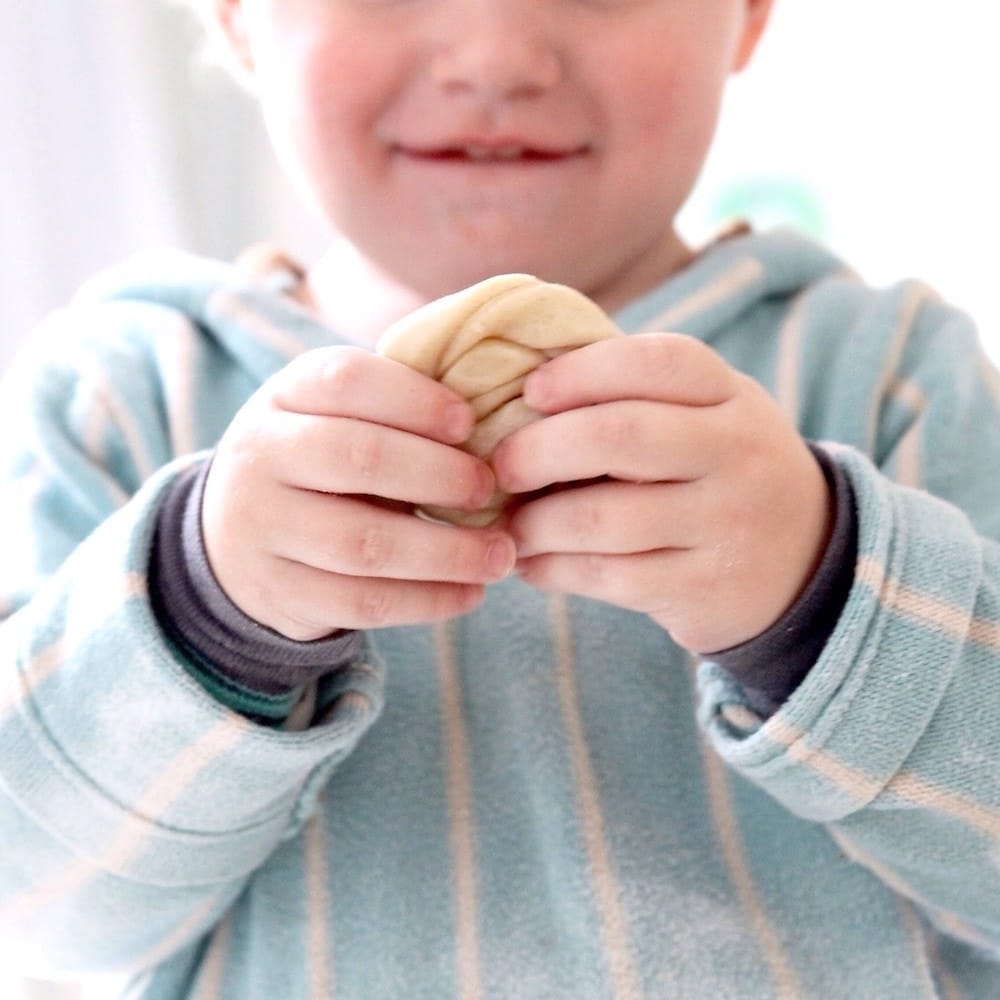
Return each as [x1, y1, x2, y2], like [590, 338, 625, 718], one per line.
[672, 331, 710, 360]
[270, 346, 371, 408]
[356, 522, 394, 574]
[566, 495, 603, 544]
[637, 330, 694, 366]
[596, 407, 635, 455]
[345, 424, 383, 484]
[319, 347, 369, 396]
[217, 405, 268, 468]
[268, 350, 322, 402]
[652, 332, 734, 401]
[633, 332, 676, 369]
[357, 584, 395, 627]
[259, 365, 293, 405]
[667, 332, 713, 371]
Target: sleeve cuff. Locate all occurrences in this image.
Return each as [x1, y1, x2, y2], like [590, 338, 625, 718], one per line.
[705, 444, 858, 717]
[148, 459, 364, 724]
[697, 443, 979, 823]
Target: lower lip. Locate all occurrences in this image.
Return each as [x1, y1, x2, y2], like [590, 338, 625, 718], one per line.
[393, 149, 589, 170]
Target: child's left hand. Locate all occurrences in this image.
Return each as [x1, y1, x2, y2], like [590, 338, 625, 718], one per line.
[491, 334, 833, 654]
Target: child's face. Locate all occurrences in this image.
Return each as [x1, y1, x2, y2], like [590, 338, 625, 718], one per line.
[218, 0, 772, 307]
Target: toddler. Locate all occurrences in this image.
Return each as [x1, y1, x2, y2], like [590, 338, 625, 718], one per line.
[1, 0, 998, 997]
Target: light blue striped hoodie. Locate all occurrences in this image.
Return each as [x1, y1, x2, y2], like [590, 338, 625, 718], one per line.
[0, 228, 998, 998]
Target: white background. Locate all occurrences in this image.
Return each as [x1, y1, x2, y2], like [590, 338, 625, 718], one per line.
[684, 2, 999, 360]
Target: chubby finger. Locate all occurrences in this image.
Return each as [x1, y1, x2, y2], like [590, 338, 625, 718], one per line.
[509, 480, 703, 558]
[516, 548, 692, 617]
[493, 400, 723, 494]
[273, 492, 517, 583]
[256, 557, 488, 637]
[261, 410, 495, 509]
[269, 346, 474, 444]
[522, 333, 737, 414]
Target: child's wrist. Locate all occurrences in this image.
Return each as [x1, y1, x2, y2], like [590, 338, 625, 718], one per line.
[705, 445, 858, 718]
[148, 458, 363, 724]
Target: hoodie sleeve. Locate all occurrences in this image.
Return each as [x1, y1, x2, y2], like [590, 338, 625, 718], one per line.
[0, 301, 384, 978]
[700, 286, 1000, 954]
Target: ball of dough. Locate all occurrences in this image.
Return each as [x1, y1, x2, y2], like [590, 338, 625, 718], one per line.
[377, 274, 624, 526]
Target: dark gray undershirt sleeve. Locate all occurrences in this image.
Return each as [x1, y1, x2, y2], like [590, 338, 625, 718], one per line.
[148, 458, 363, 723]
[706, 445, 858, 718]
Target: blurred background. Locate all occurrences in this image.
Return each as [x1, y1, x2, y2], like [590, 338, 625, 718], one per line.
[1, 1, 998, 380]
[1, 1, 997, 997]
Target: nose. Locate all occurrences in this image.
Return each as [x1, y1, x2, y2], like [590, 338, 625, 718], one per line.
[429, 3, 563, 101]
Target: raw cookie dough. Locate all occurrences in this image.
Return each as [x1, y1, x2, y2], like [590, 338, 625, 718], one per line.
[377, 273, 624, 526]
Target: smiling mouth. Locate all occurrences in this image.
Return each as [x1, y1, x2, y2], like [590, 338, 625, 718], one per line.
[399, 143, 587, 163]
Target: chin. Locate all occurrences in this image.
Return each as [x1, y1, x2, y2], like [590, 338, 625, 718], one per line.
[356, 212, 585, 295]
[394, 247, 597, 300]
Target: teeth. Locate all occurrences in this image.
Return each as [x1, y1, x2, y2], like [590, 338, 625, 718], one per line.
[464, 144, 525, 160]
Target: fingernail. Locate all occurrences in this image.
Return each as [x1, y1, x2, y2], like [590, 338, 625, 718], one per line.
[474, 464, 496, 507]
[523, 369, 549, 410]
[489, 448, 517, 494]
[444, 402, 472, 442]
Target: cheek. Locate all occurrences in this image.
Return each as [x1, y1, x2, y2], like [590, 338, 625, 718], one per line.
[625, 56, 723, 146]
[613, 60, 729, 198]
[262, 37, 383, 165]
[297, 48, 369, 145]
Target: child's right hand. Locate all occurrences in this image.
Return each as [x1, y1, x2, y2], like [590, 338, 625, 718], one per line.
[200, 347, 517, 640]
